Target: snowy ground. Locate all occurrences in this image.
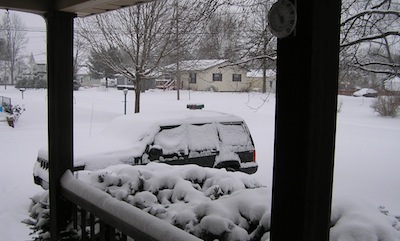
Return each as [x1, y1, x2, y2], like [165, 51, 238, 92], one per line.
[1, 86, 399, 240]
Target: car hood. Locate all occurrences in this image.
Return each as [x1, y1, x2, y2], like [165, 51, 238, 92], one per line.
[38, 120, 160, 170]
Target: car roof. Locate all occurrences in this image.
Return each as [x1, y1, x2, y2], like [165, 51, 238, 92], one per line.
[99, 110, 245, 144]
[73, 110, 246, 167]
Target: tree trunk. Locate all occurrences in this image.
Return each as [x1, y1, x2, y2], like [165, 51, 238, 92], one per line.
[134, 75, 141, 113]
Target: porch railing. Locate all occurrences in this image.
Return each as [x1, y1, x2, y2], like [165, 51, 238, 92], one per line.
[60, 171, 202, 241]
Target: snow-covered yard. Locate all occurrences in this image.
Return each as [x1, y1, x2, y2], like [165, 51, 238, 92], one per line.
[1, 87, 399, 240]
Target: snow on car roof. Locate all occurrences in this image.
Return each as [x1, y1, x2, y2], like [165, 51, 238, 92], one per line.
[100, 110, 244, 140]
[73, 110, 246, 170]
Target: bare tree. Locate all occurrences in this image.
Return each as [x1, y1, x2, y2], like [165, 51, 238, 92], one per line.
[0, 11, 27, 86]
[224, 0, 399, 92]
[196, 8, 244, 60]
[73, 31, 87, 81]
[78, 0, 219, 106]
[240, 0, 277, 93]
[166, 0, 220, 100]
[340, 0, 400, 87]
[77, 1, 176, 113]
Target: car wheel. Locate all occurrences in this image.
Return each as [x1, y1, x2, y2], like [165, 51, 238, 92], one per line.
[225, 167, 237, 172]
[215, 161, 240, 172]
[148, 147, 162, 161]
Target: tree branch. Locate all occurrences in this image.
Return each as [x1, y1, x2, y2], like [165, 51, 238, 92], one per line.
[340, 31, 400, 48]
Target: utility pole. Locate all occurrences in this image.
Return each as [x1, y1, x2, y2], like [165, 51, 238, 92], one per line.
[175, 0, 181, 100]
[4, 10, 11, 90]
[262, 3, 268, 93]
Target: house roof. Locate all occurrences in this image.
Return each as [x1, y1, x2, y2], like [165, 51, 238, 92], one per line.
[163, 59, 228, 72]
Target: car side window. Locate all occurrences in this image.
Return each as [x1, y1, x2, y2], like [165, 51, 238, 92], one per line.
[187, 123, 219, 152]
[154, 125, 188, 155]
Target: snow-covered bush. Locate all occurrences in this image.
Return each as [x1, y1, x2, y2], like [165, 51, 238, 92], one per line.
[22, 191, 51, 240]
[330, 197, 400, 241]
[5, 104, 25, 128]
[25, 163, 400, 241]
[15, 78, 47, 89]
[12, 104, 25, 121]
[22, 191, 79, 241]
[371, 95, 400, 117]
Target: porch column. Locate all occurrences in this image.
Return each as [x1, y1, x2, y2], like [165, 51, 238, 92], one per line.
[270, 0, 342, 240]
[45, 11, 76, 241]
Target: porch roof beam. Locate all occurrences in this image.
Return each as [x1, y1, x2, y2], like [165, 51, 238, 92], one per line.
[0, 0, 153, 17]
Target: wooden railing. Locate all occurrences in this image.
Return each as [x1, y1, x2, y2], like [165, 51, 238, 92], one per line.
[60, 171, 202, 241]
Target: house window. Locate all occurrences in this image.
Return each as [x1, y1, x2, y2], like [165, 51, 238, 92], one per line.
[189, 72, 196, 83]
[232, 74, 242, 82]
[213, 73, 222, 81]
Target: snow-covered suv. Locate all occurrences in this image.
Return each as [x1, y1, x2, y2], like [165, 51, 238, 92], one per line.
[33, 110, 258, 189]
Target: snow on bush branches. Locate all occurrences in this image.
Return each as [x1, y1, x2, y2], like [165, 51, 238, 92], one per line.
[25, 163, 400, 241]
[77, 163, 269, 240]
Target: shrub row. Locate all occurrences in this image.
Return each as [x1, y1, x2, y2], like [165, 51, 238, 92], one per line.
[371, 95, 400, 117]
[15, 78, 47, 89]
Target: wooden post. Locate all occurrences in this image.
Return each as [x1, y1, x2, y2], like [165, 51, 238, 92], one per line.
[45, 11, 76, 241]
[270, 0, 341, 240]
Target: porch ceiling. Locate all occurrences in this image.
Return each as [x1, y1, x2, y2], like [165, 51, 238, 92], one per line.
[0, 0, 153, 17]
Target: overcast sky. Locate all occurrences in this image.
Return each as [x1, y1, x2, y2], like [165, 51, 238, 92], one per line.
[0, 10, 47, 63]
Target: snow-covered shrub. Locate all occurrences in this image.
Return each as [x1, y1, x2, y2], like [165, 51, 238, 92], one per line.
[22, 191, 51, 240]
[12, 104, 25, 121]
[6, 104, 25, 127]
[15, 79, 27, 89]
[23, 191, 80, 241]
[330, 197, 400, 241]
[371, 95, 400, 117]
[26, 163, 400, 241]
[15, 77, 47, 89]
[34, 78, 47, 89]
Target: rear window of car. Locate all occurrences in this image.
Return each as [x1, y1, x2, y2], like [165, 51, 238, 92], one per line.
[153, 122, 252, 156]
[217, 123, 252, 146]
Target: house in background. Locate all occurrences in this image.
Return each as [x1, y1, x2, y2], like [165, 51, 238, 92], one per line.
[246, 69, 276, 92]
[0, 53, 47, 85]
[35, 63, 47, 80]
[116, 74, 156, 91]
[162, 59, 255, 92]
[75, 66, 101, 87]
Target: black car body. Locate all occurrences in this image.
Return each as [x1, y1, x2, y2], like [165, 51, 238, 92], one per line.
[34, 110, 258, 189]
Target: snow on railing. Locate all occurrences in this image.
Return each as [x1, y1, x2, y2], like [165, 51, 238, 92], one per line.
[60, 170, 202, 241]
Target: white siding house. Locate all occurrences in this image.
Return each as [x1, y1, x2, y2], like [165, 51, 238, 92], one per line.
[163, 60, 253, 92]
[246, 69, 276, 92]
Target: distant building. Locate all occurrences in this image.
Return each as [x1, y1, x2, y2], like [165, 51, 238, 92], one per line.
[246, 69, 276, 92]
[162, 59, 260, 92]
[75, 66, 101, 87]
[16, 53, 47, 81]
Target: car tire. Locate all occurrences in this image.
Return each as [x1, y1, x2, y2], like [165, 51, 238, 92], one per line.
[215, 161, 240, 172]
[225, 167, 237, 172]
[148, 147, 162, 161]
